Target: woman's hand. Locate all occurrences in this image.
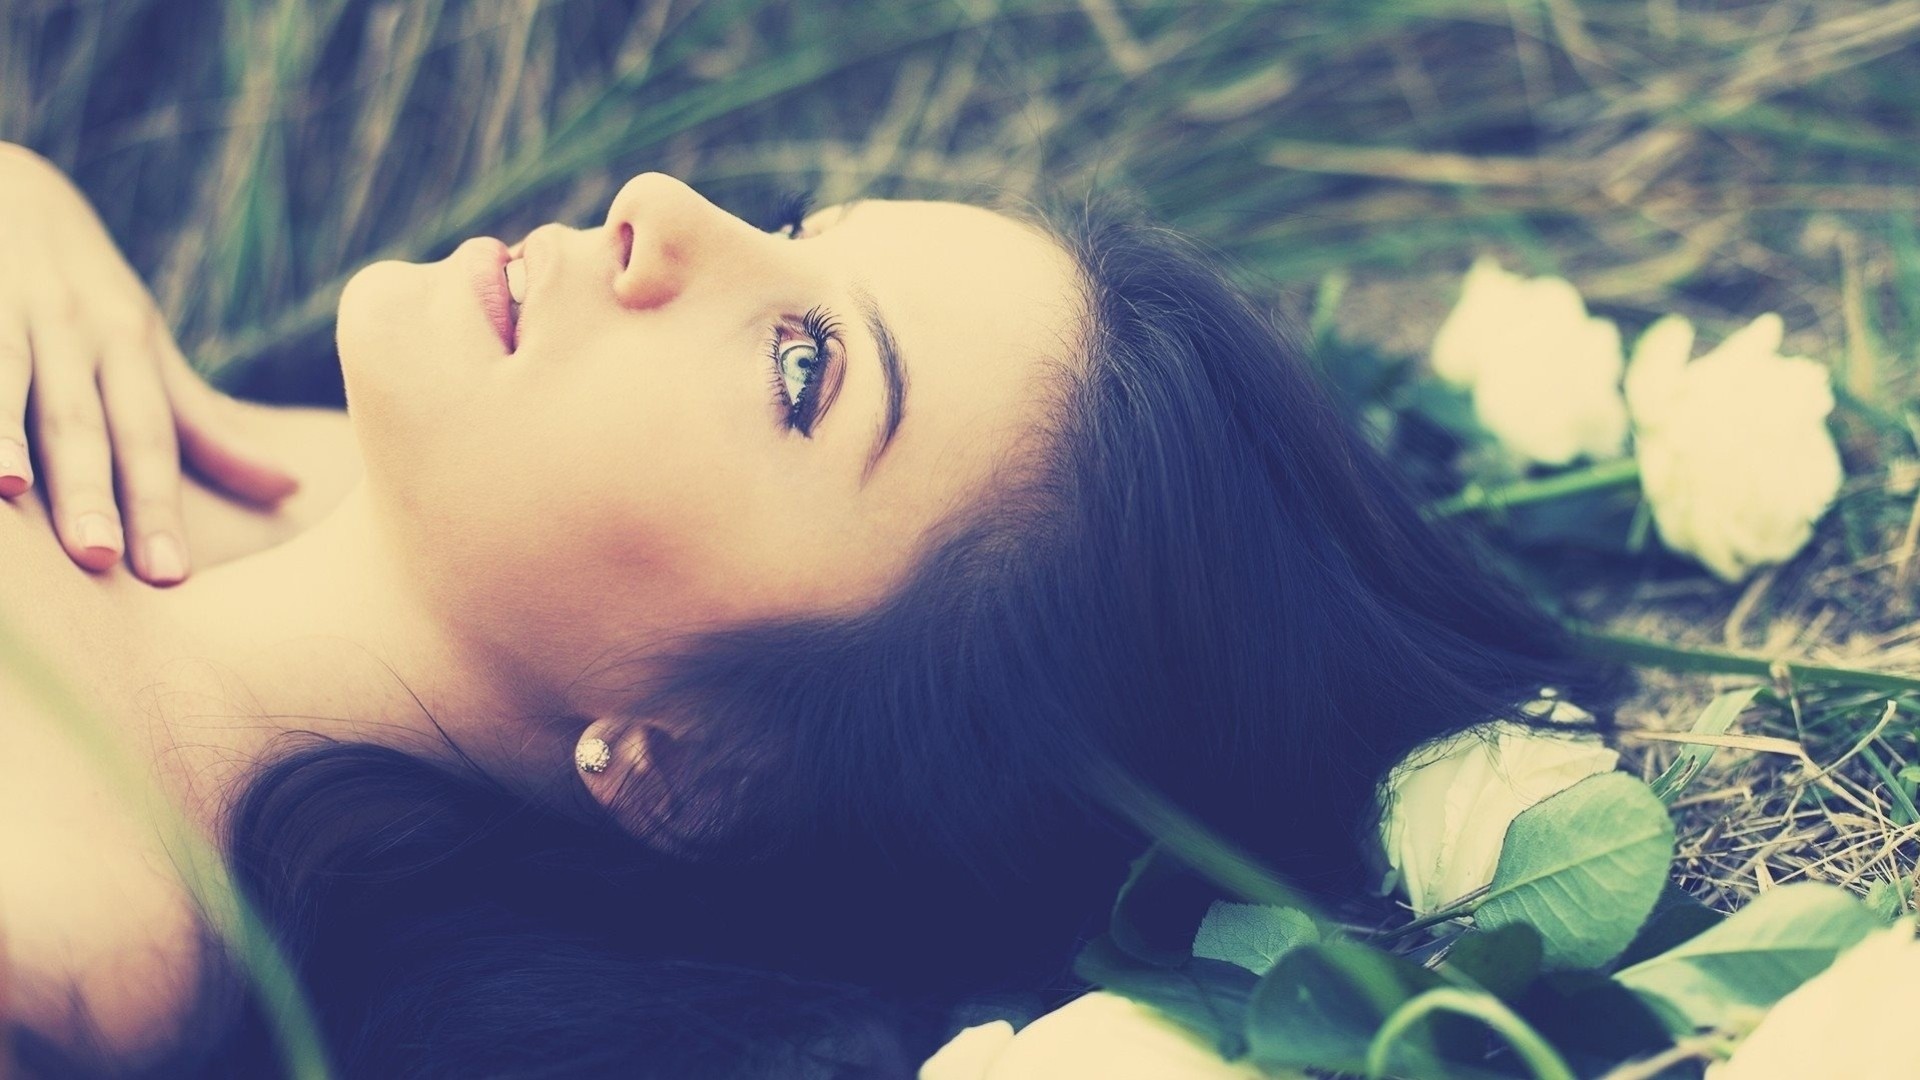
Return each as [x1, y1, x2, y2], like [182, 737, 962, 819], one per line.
[0, 141, 301, 585]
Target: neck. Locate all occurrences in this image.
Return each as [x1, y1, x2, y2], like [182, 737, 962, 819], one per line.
[111, 483, 586, 846]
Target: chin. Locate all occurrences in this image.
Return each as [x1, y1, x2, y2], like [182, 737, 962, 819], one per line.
[337, 260, 415, 388]
[335, 258, 508, 519]
[337, 259, 434, 472]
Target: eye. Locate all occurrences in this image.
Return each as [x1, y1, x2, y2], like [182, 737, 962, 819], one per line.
[775, 339, 825, 416]
[766, 305, 843, 438]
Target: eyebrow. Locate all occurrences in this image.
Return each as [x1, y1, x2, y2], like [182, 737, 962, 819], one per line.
[794, 198, 903, 485]
[853, 281, 906, 488]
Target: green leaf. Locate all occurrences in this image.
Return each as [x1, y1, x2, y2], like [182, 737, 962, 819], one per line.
[1309, 334, 1408, 422]
[1191, 903, 1320, 976]
[1369, 987, 1577, 1080]
[1864, 879, 1907, 923]
[1109, 844, 1221, 968]
[1073, 934, 1256, 1060]
[1512, 972, 1679, 1075]
[1493, 473, 1646, 552]
[1475, 772, 1676, 970]
[1612, 882, 1883, 1035]
[1649, 686, 1766, 803]
[1438, 923, 1543, 1001]
[1614, 882, 1725, 969]
[1862, 746, 1920, 826]
[1309, 268, 1349, 343]
[1246, 942, 1503, 1078]
[1400, 377, 1486, 443]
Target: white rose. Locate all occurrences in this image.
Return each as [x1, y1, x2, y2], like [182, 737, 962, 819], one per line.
[1624, 313, 1844, 584]
[1705, 921, 1920, 1080]
[1430, 255, 1630, 467]
[1378, 712, 1619, 916]
[919, 992, 1272, 1080]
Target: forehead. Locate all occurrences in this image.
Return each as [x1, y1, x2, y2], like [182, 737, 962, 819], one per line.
[811, 196, 1087, 406]
[810, 196, 1086, 519]
[811, 197, 1079, 308]
[809, 196, 1062, 257]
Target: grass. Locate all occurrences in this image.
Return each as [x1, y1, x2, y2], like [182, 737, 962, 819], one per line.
[9, 0, 1920, 1069]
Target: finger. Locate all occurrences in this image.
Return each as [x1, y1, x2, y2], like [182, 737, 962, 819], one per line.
[99, 334, 190, 585]
[26, 311, 122, 572]
[154, 338, 300, 506]
[0, 302, 31, 498]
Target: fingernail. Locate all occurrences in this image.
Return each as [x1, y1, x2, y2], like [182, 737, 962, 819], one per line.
[0, 439, 30, 497]
[145, 533, 187, 582]
[77, 512, 120, 557]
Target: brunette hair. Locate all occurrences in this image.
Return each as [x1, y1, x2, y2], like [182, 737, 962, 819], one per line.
[11, 187, 1634, 1079]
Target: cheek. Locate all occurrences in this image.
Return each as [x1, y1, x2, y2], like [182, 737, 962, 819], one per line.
[469, 349, 775, 604]
[536, 343, 756, 531]
[680, 481, 910, 626]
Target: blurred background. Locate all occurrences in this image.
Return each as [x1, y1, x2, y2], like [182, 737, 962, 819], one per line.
[7, 0, 1920, 912]
[17, 0, 1920, 415]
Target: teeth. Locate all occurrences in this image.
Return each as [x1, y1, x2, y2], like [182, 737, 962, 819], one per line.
[504, 258, 528, 304]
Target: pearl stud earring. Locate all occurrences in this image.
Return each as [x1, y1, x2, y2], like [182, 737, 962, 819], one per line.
[575, 736, 612, 774]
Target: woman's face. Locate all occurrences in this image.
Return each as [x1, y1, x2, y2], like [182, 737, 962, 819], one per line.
[336, 174, 1085, 703]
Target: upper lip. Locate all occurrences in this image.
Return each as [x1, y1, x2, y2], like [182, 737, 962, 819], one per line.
[507, 235, 533, 345]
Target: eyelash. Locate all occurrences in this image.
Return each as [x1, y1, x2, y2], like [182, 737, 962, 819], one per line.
[767, 306, 842, 438]
[760, 187, 843, 438]
[764, 188, 815, 239]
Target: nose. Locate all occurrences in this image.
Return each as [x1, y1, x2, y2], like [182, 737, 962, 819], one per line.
[603, 171, 761, 310]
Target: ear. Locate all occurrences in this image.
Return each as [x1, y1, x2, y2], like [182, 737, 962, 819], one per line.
[573, 717, 656, 811]
[572, 711, 718, 853]
[571, 717, 765, 857]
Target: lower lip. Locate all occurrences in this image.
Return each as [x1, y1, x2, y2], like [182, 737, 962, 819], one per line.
[464, 237, 515, 351]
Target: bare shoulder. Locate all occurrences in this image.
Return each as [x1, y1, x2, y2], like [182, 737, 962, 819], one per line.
[0, 459, 259, 1073]
[0, 670, 208, 1071]
[0, 401, 357, 1071]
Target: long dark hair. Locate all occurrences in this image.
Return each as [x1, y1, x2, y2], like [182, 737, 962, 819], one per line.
[11, 188, 1636, 1078]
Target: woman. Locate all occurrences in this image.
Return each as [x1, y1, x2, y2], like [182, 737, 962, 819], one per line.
[0, 142, 1636, 1078]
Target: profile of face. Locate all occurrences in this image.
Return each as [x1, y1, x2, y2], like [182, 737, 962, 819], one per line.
[335, 173, 1086, 705]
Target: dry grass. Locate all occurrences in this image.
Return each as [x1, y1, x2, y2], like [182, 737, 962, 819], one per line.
[1583, 521, 1920, 916]
[8, 0, 1920, 925]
